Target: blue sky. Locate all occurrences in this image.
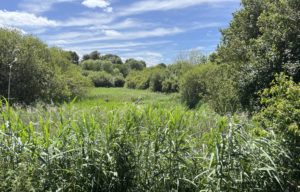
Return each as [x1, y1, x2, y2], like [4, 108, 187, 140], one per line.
[0, 0, 241, 66]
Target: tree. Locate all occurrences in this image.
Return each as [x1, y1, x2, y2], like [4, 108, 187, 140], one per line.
[82, 51, 101, 61]
[89, 51, 101, 60]
[101, 54, 123, 64]
[157, 63, 167, 68]
[175, 49, 207, 65]
[125, 58, 146, 71]
[213, 0, 300, 110]
[67, 51, 79, 65]
[0, 28, 90, 103]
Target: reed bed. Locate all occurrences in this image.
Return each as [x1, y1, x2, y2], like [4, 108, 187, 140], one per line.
[0, 100, 288, 191]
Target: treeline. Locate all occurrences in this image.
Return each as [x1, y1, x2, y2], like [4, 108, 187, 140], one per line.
[0, 29, 148, 104]
[125, 0, 300, 114]
[80, 51, 146, 88]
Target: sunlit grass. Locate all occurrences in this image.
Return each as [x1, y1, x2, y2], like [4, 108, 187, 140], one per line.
[73, 87, 182, 109]
[0, 88, 288, 191]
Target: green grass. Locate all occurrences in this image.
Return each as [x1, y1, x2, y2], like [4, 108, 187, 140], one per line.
[73, 87, 182, 109]
[0, 88, 290, 191]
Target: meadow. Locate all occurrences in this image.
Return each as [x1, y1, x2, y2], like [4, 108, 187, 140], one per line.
[0, 88, 290, 191]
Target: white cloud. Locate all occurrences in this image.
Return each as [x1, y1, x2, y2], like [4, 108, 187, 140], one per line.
[46, 27, 183, 45]
[104, 7, 113, 13]
[0, 10, 57, 27]
[85, 18, 154, 31]
[118, 0, 239, 16]
[82, 0, 110, 8]
[60, 41, 170, 50]
[102, 29, 122, 37]
[59, 12, 114, 27]
[19, 0, 76, 14]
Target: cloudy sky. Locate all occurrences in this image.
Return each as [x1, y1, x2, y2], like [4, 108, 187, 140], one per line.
[0, 0, 240, 66]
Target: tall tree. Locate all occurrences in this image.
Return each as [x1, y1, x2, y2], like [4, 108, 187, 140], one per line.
[213, 0, 300, 109]
[67, 51, 79, 65]
[101, 54, 123, 64]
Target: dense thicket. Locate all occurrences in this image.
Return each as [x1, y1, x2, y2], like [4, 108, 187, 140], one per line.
[0, 29, 90, 104]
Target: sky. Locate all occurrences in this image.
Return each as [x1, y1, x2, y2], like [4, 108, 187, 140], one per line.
[0, 0, 241, 66]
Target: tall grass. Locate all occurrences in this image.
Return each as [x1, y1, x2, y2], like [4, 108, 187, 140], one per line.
[0, 99, 290, 191]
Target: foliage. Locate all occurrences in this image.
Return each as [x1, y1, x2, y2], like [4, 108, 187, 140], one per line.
[66, 51, 79, 65]
[113, 75, 125, 87]
[0, 28, 90, 104]
[180, 63, 241, 113]
[253, 74, 300, 190]
[204, 64, 241, 114]
[125, 66, 166, 91]
[125, 58, 147, 71]
[100, 54, 123, 65]
[162, 61, 193, 93]
[89, 71, 114, 87]
[149, 67, 166, 92]
[82, 50, 101, 61]
[81, 59, 113, 72]
[180, 64, 217, 108]
[175, 49, 207, 65]
[213, 0, 300, 109]
[255, 73, 300, 138]
[125, 70, 150, 89]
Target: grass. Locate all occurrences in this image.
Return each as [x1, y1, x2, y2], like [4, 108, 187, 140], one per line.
[0, 88, 291, 191]
[73, 87, 182, 110]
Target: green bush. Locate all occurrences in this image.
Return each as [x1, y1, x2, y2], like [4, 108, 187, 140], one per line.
[204, 64, 241, 114]
[0, 28, 90, 103]
[114, 75, 125, 87]
[125, 70, 150, 89]
[149, 68, 165, 92]
[254, 73, 300, 190]
[161, 61, 193, 93]
[180, 63, 241, 113]
[180, 64, 216, 108]
[81, 59, 114, 73]
[90, 71, 114, 87]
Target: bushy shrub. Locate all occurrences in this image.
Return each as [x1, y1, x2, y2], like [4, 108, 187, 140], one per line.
[204, 64, 241, 114]
[125, 66, 166, 90]
[125, 58, 146, 71]
[114, 75, 125, 87]
[180, 63, 241, 113]
[161, 61, 193, 93]
[0, 28, 90, 103]
[180, 64, 216, 108]
[254, 73, 300, 190]
[81, 59, 114, 73]
[149, 68, 165, 92]
[125, 71, 150, 89]
[90, 71, 114, 87]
